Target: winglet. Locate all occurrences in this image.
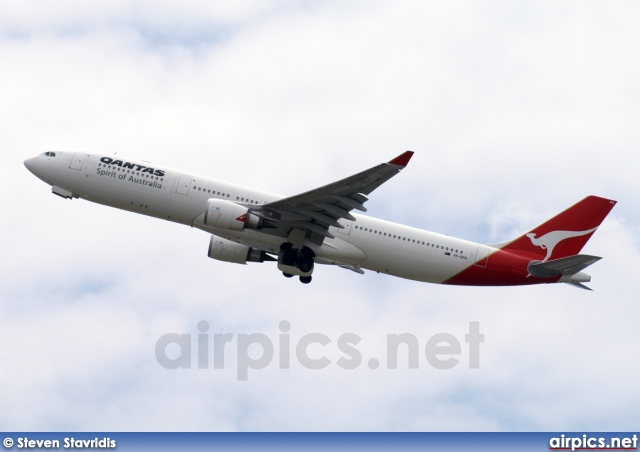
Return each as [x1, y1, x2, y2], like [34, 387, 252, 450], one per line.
[388, 151, 414, 167]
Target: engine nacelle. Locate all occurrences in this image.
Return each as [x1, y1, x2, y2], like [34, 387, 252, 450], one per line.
[204, 199, 263, 231]
[208, 235, 273, 264]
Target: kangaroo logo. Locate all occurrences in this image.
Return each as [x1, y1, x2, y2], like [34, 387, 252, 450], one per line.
[526, 227, 598, 262]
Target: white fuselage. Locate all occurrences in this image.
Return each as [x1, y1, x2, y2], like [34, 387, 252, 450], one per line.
[24, 151, 491, 284]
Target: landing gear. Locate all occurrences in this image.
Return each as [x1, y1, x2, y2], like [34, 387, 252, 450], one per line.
[282, 248, 298, 266]
[297, 255, 314, 273]
[277, 243, 316, 283]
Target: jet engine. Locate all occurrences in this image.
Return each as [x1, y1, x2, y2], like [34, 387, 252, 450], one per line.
[204, 199, 263, 231]
[207, 235, 274, 264]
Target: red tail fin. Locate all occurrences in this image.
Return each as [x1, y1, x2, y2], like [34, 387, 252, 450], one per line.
[499, 196, 617, 262]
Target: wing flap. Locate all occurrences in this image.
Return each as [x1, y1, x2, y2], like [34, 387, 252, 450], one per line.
[250, 151, 414, 244]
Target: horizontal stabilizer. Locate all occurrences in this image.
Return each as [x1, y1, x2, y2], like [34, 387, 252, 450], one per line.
[564, 282, 593, 291]
[528, 254, 602, 278]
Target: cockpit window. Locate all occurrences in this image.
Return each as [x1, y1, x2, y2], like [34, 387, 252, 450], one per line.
[44, 152, 56, 157]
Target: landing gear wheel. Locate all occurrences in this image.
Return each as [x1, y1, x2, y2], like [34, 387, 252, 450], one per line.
[283, 272, 294, 278]
[297, 256, 314, 273]
[282, 249, 297, 266]
[299, 276, 312, 284]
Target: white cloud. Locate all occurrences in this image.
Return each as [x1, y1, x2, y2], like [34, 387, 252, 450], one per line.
[1, 0, 639, 432]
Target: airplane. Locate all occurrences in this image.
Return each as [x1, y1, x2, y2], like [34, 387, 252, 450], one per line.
[24, 150, 616, 289]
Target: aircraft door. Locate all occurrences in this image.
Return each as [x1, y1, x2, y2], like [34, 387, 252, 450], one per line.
[69, 153, 88, 170]
[474, 246, 490, 268]
[176, 175, 192, 195]
[336, 219, 352, 235]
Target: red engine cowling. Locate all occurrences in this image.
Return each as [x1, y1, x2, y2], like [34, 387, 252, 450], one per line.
[204, 199, 262, 231]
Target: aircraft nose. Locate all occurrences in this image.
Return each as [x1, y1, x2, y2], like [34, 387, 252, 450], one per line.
[24, 156, 38, 174]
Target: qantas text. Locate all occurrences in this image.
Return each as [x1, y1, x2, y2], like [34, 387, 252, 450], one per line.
[99, 157, 165, 177]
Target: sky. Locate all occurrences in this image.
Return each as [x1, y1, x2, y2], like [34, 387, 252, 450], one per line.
[1, 1, 640, 432]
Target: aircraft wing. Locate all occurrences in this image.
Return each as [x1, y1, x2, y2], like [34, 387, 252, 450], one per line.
[250, 151, 414, 245]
